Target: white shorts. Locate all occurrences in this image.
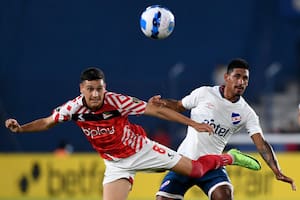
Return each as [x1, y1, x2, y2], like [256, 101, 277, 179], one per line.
[103, 139, 181, 185]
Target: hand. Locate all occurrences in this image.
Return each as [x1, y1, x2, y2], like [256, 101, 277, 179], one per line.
[148, 95, 166, 107]
[191, 122, 214, 135]
[276, 171, 297, 191]
[5, 118, 21, 133]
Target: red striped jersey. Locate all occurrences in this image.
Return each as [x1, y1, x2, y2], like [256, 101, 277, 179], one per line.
[52, 91, 148, 160]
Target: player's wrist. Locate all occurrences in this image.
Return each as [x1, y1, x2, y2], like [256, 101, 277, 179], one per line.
[273, 168, 282, 177]
[15, 126, 23, 133]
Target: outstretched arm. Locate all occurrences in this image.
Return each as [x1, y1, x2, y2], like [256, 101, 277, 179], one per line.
[148, 95, 186, 112]
[5, 116, 57, 133]
[144, 101, 213, 134]
[251, 133, 296, 191]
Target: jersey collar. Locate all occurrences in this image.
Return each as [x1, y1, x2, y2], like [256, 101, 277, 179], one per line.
[219, 85, 240, 103]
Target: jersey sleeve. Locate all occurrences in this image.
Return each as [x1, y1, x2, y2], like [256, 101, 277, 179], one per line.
[105, 92, 147, 116]
[245, 106, 264, 138]
[52, 96, 82, 123]
[181, 87, 206, 110]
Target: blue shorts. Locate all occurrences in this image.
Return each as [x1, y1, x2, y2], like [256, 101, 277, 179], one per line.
[157, 167, 231, 199]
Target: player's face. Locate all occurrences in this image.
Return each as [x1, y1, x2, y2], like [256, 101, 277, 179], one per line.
[224, 68, 249, 96]
[80, 79, 106, 110]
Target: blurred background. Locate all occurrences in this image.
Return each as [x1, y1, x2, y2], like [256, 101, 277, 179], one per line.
[1, 0, 299, 152]
[0, 0, 300, 199]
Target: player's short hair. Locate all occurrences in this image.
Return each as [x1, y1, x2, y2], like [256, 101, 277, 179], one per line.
[227, 58, 249, 73]
[80, 67, 105, 82]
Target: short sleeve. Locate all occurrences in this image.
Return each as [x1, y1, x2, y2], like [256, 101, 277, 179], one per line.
[105, 92, 147, 116]
[245, 107, 264, 138]
[51, 96, 82, 123]
[182, 87, 206, 110]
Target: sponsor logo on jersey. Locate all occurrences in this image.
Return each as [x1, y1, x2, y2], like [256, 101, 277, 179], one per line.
[231, 112, 241, 125]
[81, 126, 115, 138]
[203, 119, 230, 137]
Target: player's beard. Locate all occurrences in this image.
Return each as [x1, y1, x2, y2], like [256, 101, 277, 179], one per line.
[234, 85, 245, 96]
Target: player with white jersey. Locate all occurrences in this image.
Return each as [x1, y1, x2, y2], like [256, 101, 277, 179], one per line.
[154, 58, 296, 200]
[177, 85, 261, 158]
[5, 67, 262, 200]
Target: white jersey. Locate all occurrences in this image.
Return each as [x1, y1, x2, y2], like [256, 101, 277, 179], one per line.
[177, 86, 263, 160]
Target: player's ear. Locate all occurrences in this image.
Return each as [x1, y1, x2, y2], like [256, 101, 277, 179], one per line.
[224, 73, 229, 82]
[79, 83, 84, 94]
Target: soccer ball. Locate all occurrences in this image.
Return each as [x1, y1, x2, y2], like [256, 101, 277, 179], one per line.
[140, 5, 175, 39]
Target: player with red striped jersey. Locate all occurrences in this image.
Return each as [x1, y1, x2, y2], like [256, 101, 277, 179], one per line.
[5, 67, 261, 200]
[52, 91, 149, 160]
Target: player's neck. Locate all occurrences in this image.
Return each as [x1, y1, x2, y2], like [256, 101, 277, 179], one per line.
[219, 85, 240, 103]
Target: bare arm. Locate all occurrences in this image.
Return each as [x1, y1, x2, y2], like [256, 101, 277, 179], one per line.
[251, 133, 296, 191]
[144, 101, 213, 134]
[5, 116, 57, 133]
[148, 95, 186, 112]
